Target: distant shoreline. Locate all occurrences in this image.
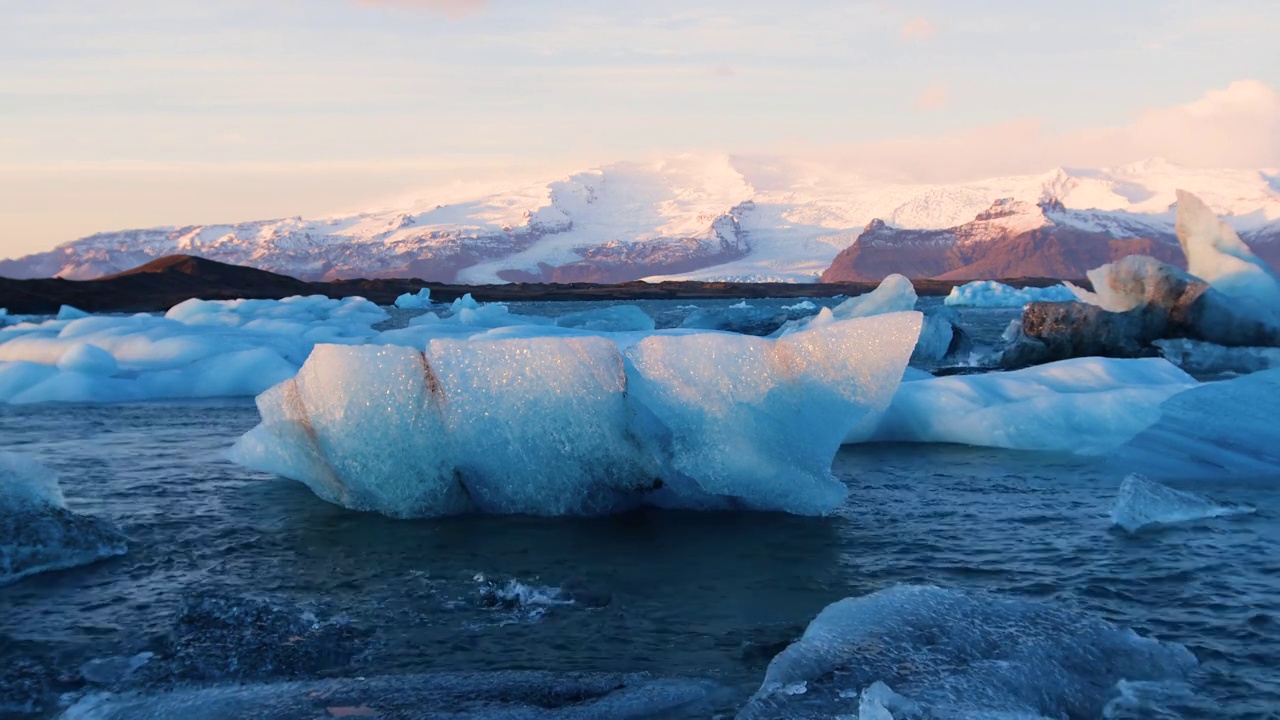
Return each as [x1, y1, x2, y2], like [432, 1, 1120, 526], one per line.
[0, 255, 1076, 314]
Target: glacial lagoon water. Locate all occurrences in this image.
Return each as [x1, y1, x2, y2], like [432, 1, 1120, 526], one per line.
[1, 300, 1277, 718]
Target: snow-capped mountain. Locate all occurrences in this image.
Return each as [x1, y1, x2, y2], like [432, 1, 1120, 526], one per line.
[3, 155, 1278, 283]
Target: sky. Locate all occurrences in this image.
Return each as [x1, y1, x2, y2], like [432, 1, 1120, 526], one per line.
[1, 0, 1278, 259]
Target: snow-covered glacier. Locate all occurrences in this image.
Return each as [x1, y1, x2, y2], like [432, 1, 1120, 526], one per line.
[230, 312, 923, 517]
[737, 584, 1197, 720]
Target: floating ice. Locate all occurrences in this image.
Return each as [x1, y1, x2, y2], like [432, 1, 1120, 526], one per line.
[737, 585, 1197, 720]
[1110, 474, 1254, 533]
[232, 313, 922, 517]
[0, 295, 386, 404]
[944, 280, 1077, 308]
[782, 300, 817, 311]
[56, 305, 90, 321]
[554, 305, 655, 332]
[62, 671, 717, 720]
[1066, 254, 1197, 314]
[1155, 338, 1280, 376]
[393, 288, 432, 309]
[1176, 189, 1280, 316]
[1113, 368, 1280, 478]
[0, 451, 127, 585]
[860, 357, 1197, 452]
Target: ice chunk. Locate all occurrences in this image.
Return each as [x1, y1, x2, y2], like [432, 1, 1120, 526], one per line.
[680, 303, 792, 336]
[555, 305, 655, 332]
[0, 451, 127, 586]
[737, 585, 1197, 720]
[56, 305, 90, 320]
[1110, 474, 1254, 533]
[861, 357, 1197, 452]
[62, 671, 717, 720]
[1155, 338, 1280, 376]
[56, 343, 118, 375]
[1066, 255, 1197, 313]
[233, 313, 922, 517]
[624, 312, 922, 514]
[393, 288, 432, 309]
[944, 280, 1077, 308]
[776, 275, 917, 337]
[1112, 368, 1280, 478]
[1176, 189, 1280, 315]
[782, 300, 817, 311]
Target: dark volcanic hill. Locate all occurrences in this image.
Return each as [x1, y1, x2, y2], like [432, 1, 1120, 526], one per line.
[1, 254, 1010, 315]
[820, 199, 1280, 283]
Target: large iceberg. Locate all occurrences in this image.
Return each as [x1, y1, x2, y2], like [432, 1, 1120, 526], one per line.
[861, 357, 1197, 452]
[231, 312, 923, 517]
[0, 452, 127, 585]
[738, 585, 1197, 720]
[944, 280, 1077, 308]
[1111, 474, 1254, 533]
[1112, 367, 1280, 478]
[1175, 189, 1280, 317]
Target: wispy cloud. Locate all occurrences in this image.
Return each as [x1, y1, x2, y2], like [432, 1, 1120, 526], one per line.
[899, 16, 937, 42]
[914, 82, 949, 111]
[354, 0, 487, 18]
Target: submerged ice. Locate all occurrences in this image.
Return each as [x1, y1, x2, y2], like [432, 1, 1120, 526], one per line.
[738, 585, 1197, 720]
[0, 451, 127, 585]
[1111, 474, 1254, 533]
[231, 312, 923, 517]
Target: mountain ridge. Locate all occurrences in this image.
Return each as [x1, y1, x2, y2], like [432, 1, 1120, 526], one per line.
[3, 155, 1277, 284]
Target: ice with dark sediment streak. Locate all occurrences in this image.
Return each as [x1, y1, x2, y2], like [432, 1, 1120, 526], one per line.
[1110, 474, 1254, 533]
[0, 451, 127, 586]
[60, 671, 718, 720]
[1155, 338, 1280, 376]
[1113, 367, 1280, 478]
[736, 585, 1198, 720]
[230, 313, 922, 517]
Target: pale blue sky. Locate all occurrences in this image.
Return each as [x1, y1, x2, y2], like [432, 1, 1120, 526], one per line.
[2, 0, 1278, 257]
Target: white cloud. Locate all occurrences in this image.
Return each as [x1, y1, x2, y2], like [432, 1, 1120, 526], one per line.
[355, 0, 486, 18]
[803, 79, 1280, 182]
[899, 16, 937, 42]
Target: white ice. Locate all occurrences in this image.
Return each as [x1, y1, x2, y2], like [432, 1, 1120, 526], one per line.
[944, 281, 1077, 308]
[393, 288, 432, 309]
[1110, 474, 1254, 533]
[737, 585, 1197, 720]
[1066, 254, 1195, 313]
[1176, 189, 1280, 317]
[0, 295, 387, 404]
[858, 357, 1197, 452]
[231, 312, 922, 517]
[0, 451, 127, 586]
[1112, 367, 1280, 478]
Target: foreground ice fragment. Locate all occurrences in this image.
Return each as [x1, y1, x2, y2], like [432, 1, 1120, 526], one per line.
[944, 281, 1076, 308]
[737, 585, 1197, 720]
[0, 451, 127, 585]
[860, 357, 1196, 452]
[233, 313, 922, 517]
[1110, 474, 1253, 533]
[61, 671, 717, 720]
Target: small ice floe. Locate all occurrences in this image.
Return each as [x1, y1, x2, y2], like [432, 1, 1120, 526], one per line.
[1110, 474, 1255, 533]
[393, 288, 432, 309]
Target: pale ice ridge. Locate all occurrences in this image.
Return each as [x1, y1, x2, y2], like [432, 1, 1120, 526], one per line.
[1111, 474, 1254, 533]
[0, 295, 386, 404]
[1113, 368, 1280, 478]
[0, 451, 128, 586]
[944, 281, 1077, 308]
[230, 312, 923, 517]
[737, 585, 1197, 720]
[1175, 189, 1280, 320]
[859, 357, 1198, 452]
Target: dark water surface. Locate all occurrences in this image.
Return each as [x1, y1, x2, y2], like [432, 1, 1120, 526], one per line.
[1, 397, 1276, 718]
